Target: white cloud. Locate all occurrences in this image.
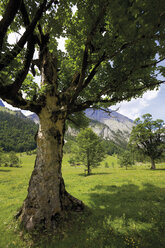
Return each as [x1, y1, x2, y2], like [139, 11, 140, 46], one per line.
[142, 89, 159, 101]
[111, 89, 160, 121]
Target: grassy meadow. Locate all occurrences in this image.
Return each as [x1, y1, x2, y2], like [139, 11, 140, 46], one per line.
[0, 153, 165, 248]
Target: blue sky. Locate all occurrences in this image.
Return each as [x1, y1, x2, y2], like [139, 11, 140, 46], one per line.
[111, 60, 165, 121]
[111, 84, 165, 121]
[3, 83, 165, 122]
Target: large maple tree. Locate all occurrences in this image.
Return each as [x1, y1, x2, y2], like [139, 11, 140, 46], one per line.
[0, 0, 165, 231]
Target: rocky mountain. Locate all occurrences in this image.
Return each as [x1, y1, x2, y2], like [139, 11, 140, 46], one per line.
[26, 108, 134, 146]
[85, 108, 133, 124]
[66, 109, 134, 147]
[85, 109, 134, 143]
[0, 99, 134, 146]
[27, 113, 39, 124]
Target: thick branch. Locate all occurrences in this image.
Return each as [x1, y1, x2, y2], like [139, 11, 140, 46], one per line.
[82, 53, 106, 89]
[19, 0, 30, 27]
[7, 1, 36, 95]
[11, 37, 35, 94]
[69, 53, 106, 105]
[0, 0, 22, 51]
[0, 87, 43, 113]
[68, 80, 165, 114]
[0, 0, 48, 71]
[79, 46, 88, 85]
[77, 3, 108, 86]
[69, 39, 136, 104]
[99, 56, 165, 98]
[63, 4, 108, 100]
[65, 35, 145, 107]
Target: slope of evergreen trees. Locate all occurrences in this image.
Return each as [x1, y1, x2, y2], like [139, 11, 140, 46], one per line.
[0, 109, 38, 152]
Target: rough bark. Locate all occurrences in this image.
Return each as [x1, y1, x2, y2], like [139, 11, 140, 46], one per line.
[17, 101, 84, 231]
[150, 157, 156, 170]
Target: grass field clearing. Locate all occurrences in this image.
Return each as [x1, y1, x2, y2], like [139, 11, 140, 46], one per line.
[0, 154, 165, 248]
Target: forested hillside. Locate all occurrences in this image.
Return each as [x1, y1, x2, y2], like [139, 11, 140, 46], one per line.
[0, 105, 129, 154]
[0, 107, 38, 152]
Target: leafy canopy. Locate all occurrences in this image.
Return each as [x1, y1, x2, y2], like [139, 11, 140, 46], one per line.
[0, 0, 165, 115]
[119, 150, 133, 170]
[74, 128, 105, 173]
[129, 114, 165, 161]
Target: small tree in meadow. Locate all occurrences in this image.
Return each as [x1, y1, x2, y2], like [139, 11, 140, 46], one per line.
[76, 128, 105, 175]
[119, 150, 133, 170]
[8, 152, 21, 167]
[129, 114, 165, 170]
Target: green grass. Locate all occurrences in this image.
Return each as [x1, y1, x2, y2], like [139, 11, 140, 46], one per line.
[0, 154, 165, 248]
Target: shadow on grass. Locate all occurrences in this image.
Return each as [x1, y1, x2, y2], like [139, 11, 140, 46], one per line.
[35, 183, 165, 248]
[78, 172, 112, 177]
[0, 169, 11, 172]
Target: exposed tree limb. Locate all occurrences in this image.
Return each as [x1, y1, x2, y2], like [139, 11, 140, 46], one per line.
[10, 37, 35, 95]
[82, 53, 106, 88]
[66, 31, 155, 107]
[0, 0, 48, 71]
[0, 85, 43, 113]
[68, 80, 165, 114]
[63, 3, 108, 99]
[97, 55, 165, 98]
[0, 0, 22, 52]
[77, 2, 108, 85]
[68, 53, 106, 105]
[19, 0, 30, 27]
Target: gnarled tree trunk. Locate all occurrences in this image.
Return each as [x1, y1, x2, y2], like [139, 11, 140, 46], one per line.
[17, 102, 84, 231]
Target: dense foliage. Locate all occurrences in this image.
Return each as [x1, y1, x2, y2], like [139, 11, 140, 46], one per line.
[71, 128, 105, 175]
[101, 139, 126, 155]
[129, 114, 165, 169]
[0, 109, 37, 152]
[0, 150, 22, 167]
[119, 150, 133, 170]
[1, 0, 165, 231]
[65, 137, 125, 156]
[0, 0, 165, 112]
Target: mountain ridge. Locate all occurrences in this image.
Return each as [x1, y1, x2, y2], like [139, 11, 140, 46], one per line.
[0, 101, 134, 145]
[85, 108, 133, 123]
[66, 109, 134, 144]
[0, 100, 5, 107]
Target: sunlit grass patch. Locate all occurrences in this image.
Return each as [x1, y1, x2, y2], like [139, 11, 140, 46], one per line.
[0, 154, 165, 248]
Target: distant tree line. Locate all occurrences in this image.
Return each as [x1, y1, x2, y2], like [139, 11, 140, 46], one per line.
[64, 134, 126, 156]
[0, 111, 38, 152]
